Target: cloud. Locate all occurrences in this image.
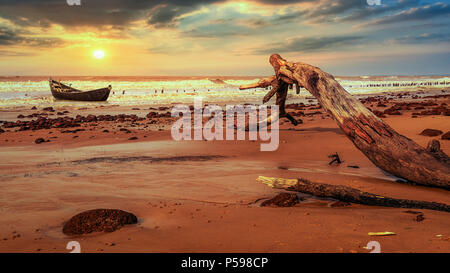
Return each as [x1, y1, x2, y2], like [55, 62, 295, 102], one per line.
[271, 10, 307, 24]
[253, 35, 364, 54]
[309, 0, 364, 18]
[251, 0, 311, 3]
[0, 0, 224, 28]
[179, 5, 308, 39]
[181, 17, 260, 38]
[0, 0, 315, 29]
[363, 2, 450, 25]
[338, 0, 420, 22]
[0, 49, 36, 56]
[302, 0, 425, 24]
[147, 4, 202, 28]
[0, 26, 18, 45]
[183, 28, 249, 38]
[0, 25, 64, 47]
[394, 32, 450, 44]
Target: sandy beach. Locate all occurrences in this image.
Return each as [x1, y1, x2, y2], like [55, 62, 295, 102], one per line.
[0, 87, 449, 253]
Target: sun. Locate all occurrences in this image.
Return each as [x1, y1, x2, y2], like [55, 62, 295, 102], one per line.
[93, 50, 105, 59]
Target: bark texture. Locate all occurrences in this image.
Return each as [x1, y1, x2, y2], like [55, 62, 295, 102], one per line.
[257, 176, 450, 212]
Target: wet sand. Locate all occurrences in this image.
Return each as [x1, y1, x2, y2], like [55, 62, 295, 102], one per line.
[0, 90, 449, 253]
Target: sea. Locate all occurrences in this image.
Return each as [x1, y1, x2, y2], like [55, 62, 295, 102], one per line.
[0, 75, 449, 108]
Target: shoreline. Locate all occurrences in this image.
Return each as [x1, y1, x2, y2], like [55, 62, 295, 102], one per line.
[0, 85, 448, 112]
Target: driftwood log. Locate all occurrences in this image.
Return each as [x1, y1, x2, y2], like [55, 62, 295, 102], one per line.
[257, 176, 450, 212]
[241, 54, 450, 189]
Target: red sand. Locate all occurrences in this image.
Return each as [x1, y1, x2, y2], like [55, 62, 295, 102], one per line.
[0, 92, 449, 253]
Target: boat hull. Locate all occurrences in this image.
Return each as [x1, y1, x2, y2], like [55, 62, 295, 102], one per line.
[49, 79, 111, 101]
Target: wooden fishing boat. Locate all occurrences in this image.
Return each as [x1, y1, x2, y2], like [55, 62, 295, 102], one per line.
[49, 78, 111, 101]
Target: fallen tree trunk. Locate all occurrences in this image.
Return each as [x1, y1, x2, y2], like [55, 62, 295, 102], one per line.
[242, 54, 450, 189]
[257, 176, 450, 212]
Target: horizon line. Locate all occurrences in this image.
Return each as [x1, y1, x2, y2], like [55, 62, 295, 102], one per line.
[1, 74, 450, 78]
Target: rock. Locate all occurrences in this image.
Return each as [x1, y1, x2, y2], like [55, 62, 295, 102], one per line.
[128, 136, 138, 140]
[42, 107, 55, 112]
[261, 193, 300, 207]
[1, 113, 145, 132]
[120, 128, 131, 133]
[330, 201, 351, 207]
[62, 209, 138, 235]
[384, 109, 402, 115]
[415, 214, 425, 222]
[372, 110, 386, 118]
[419, 129, 443, 137]
[442, 131, 450, 140]
[34, 138, 47, 144]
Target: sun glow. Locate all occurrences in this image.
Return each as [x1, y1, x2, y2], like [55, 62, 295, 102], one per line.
[93, 50, 105, 59]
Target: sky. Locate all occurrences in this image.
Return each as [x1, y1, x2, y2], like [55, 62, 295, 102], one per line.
[0, 0, 449, 76]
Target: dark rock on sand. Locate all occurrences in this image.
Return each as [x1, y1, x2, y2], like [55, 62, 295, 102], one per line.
[330, 201, 351, 207]
[261, 193, 300, 207]
[442, 131, 450, 140]
[120, 128, 131, 133]
[372, 110, 386, 118]
[420, 129, 443, 137]
[43, 107, 55, 112]
[128, 136, 138, 140]
[384, 108, 402, 115]
[1, 114, 144, 132]
[62, 209, 138, 235]
[404, 210, 425, 222]
[415, 214, 425, 222]
[61, 129, 85, 134]
[146, 111, 171, 118]
[34, 138, 48, 144]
